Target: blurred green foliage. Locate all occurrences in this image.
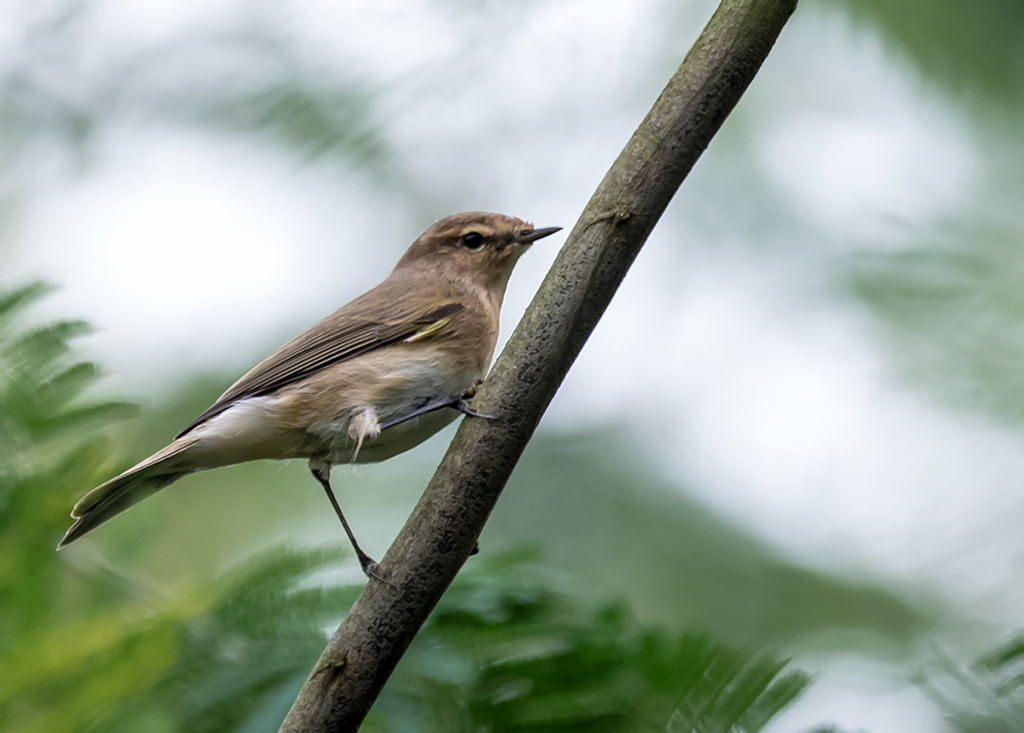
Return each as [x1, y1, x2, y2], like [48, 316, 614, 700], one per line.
[852, 224, 1024, 423]
[0, 0, 387, 210]
[834, 0, 1024, 427]
[917, 634, 1024, 731]
[372, 550, 809, 732]
[0, 281, 163, 731]
[486, 431, 928, 646]
[832, 0, 1024, 106]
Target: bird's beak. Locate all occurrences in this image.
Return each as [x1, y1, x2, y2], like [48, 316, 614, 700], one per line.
[517, 226, 562, 244]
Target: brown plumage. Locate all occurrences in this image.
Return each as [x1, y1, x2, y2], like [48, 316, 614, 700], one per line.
[58, 212, 561, 577]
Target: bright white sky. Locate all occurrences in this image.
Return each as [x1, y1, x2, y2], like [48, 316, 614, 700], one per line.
[4, 1, 1016, 729]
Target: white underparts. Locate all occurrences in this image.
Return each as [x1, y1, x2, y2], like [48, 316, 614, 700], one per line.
[348, 406, 381, 462]
[199, 396, 281, 440]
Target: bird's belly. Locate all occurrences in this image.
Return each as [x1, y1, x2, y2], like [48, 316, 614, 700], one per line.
[300, 354, 479, 465]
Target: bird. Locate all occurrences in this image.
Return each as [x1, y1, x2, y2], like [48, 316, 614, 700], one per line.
[57, 212, 561, 578]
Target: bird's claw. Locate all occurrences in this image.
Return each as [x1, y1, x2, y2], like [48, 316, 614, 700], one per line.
[359, 556, 392, 586]
[454, 398, 494, 420]
[454, 382, 494, 419]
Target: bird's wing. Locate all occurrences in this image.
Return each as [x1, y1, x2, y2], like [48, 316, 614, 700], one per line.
[176, 287, 464, 437]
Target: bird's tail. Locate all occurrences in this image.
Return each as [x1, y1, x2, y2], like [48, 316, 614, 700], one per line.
[57, 441, 195, 549]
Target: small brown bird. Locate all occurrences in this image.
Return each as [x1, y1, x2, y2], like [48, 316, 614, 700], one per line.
[58, 212, 560, 577]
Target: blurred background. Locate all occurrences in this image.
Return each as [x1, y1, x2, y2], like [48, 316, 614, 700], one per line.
[2, 0, 1024, 730]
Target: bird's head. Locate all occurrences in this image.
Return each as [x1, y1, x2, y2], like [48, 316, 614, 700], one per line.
[393, 212, 561, 294]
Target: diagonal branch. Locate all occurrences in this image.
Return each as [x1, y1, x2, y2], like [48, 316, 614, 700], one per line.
[281, 0, 798, 729]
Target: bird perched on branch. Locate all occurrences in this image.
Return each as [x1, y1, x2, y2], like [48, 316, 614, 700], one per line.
[58, 212, 561, 578]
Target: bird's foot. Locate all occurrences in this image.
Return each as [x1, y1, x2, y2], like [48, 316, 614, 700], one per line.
[452, 383, 494, 420]
[358, 554, 392, 585]
[451, 398, 494, 420]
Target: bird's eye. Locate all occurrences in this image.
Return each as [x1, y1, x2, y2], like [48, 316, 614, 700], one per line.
[462, 232, 484, 249]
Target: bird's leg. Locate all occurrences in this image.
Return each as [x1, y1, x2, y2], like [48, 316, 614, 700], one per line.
[308, 458, 387, 583]
[378, 383, 494, 430]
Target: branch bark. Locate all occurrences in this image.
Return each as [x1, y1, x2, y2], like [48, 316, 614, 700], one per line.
[281, 0, 797, 729]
